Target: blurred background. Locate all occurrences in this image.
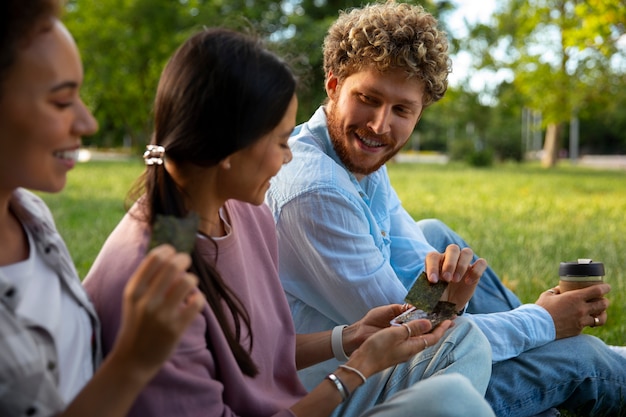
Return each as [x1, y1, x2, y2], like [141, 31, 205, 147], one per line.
[65, 0, 626, 168]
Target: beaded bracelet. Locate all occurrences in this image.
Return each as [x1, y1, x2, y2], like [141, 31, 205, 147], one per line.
[331, 325, 349, 362]
[326, 373, 350, 401]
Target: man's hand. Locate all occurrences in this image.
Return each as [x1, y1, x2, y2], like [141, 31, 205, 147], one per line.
[424, 244, 488, 311]
[536, 284, 611, 339]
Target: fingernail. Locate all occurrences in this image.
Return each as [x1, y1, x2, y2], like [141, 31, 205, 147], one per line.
[430, 273, 439, 283]
[443, 272, 452, 282]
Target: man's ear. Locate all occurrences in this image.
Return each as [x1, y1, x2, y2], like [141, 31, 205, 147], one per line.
[325, 71, 339, 98]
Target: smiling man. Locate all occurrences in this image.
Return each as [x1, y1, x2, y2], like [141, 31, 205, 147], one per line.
[325, 67, 425, 178]
[266, 2, 626, 417]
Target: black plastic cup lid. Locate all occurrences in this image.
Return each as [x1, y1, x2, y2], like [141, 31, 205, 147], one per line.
[559, 259, 605, 277]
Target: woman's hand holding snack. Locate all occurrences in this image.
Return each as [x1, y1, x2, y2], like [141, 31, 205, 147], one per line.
[341, 304, 406, 355]
[108, 244, 204, 382]
[345, 315, 453, 380]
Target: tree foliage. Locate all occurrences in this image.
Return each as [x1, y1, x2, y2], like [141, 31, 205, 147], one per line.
[62, 0, 626, 162]
[63, 0, 451, 148]
[64, 0, 288, 148]
[463, 0, 626, 166]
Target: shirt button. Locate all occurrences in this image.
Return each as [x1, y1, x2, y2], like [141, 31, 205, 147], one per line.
[47, 361, 56, 371]
[381, 231, 387, 237]
[26, 406, 37, 415]
[5, 287, 15, 298]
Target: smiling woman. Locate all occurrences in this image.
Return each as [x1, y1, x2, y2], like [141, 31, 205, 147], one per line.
[0, 1, 203, 415]
[0, 19, 97, 193]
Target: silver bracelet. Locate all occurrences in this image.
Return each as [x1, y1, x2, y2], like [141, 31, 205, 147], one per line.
[331, 325, 349, 362]
[338, 364, 367, 385]
[326, 373, 349, 401]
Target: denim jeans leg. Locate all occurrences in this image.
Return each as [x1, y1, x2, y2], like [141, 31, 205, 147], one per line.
[487, 334, 626, 417]
[360, 374, 495, 417]
[334, 318, 493, 417]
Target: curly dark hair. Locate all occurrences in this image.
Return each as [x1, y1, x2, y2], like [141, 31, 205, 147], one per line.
[0, 0, 60, 95]
[323, 1, 451, 106]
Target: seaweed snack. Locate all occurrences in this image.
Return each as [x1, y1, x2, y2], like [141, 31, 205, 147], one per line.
[149, 212, 199, 254]
[405, 271, 447, 311]
[391, 271, 458, 329]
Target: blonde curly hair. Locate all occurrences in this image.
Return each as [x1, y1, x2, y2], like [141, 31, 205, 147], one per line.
[323, 1, 451, 106]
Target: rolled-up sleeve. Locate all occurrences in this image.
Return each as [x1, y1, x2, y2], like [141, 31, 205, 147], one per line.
[467, 304, 556, 362]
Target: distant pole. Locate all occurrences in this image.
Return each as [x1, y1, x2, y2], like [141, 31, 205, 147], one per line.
[569, 114, 579, 163]
[412, 131, 421, 151]
[522, 107, 528, 156]
[533, 111, 542, 151]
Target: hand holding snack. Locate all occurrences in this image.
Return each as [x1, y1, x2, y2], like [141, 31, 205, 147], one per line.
[424, 244, 487, 311]
[108, 213, 204, 382]
[391, 271, 457, 329]
[345, 311, 453, 379]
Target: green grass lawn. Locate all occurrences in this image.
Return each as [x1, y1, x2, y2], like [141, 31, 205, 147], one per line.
[39, 158, 144, 277]
[40, 158, 625, 347]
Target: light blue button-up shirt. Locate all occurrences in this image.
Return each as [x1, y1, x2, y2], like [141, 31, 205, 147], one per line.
[266, 106, 554, 388]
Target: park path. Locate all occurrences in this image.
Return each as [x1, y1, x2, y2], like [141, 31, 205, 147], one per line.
[394, 152, 626, 171]
[84, 149, 626, 171]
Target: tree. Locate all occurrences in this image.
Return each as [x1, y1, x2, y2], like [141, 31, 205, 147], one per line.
[63, 0, 464, 147]
[463, 0, 626, 167]
[64, 0, 287, 148]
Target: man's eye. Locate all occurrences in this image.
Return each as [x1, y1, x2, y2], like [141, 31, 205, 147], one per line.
[360, 94, 375, 104]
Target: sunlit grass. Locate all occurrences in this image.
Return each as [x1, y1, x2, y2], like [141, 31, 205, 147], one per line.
[38, 158, 144, 276]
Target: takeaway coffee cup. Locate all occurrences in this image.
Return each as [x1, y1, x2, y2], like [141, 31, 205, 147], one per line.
[558, 259, 605, 292]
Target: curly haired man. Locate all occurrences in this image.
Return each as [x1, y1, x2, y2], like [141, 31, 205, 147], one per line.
[267, 2, 626, 416]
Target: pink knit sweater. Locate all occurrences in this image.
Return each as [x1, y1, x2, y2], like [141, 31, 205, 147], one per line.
[84, 200, 306, 416]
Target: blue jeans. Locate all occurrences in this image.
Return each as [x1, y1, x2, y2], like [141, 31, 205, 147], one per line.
[333, 318, 495, 417]
[417, 219, 626, 417]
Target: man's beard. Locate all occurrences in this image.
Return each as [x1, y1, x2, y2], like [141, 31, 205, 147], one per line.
[327, 107, 390, 177]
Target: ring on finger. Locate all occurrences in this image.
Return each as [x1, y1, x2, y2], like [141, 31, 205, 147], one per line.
[401, 323, 412, 339]
[592, 316, 600, 328]
[547, 289, 555, 294]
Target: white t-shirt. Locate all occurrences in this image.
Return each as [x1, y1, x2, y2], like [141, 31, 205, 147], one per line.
[0, 229, 93, 403]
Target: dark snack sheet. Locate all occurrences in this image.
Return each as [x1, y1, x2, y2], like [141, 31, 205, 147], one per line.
[149, 212, 200, 254]
[391, 271, 457, 329]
